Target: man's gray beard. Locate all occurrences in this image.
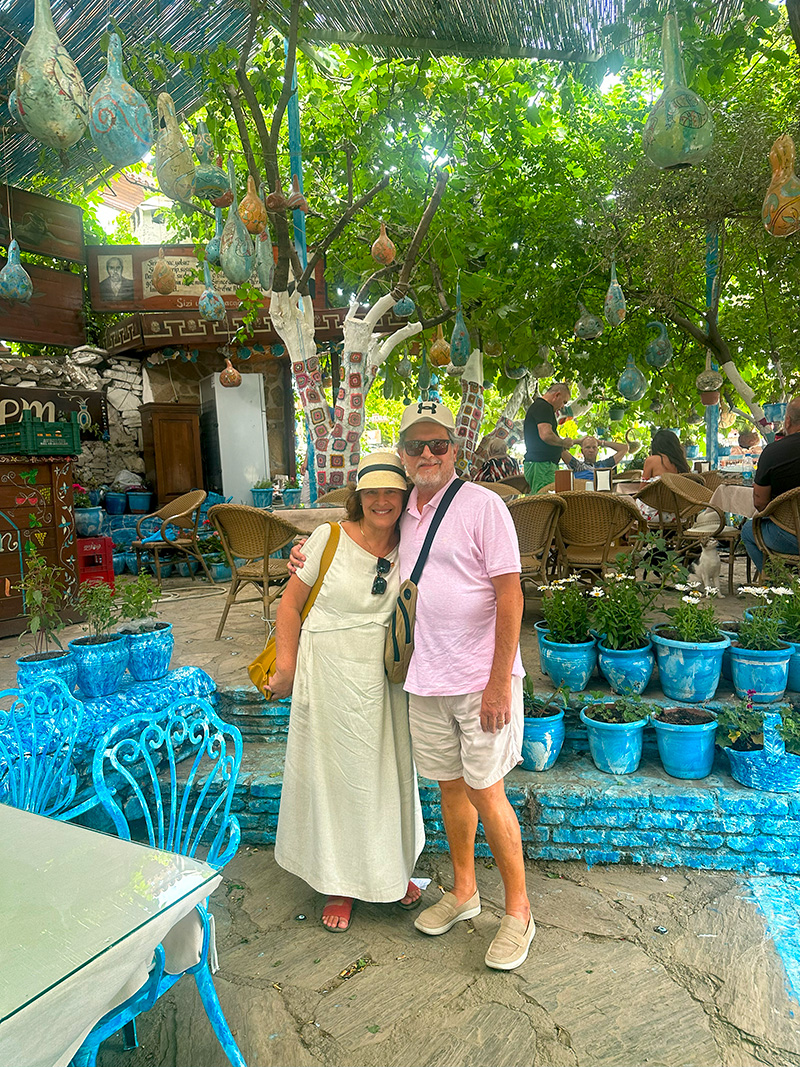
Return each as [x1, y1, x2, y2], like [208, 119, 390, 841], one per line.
[412, 466, 450, 491]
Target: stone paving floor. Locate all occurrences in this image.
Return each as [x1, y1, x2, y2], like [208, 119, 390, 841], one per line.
[5, 561, 800, 1066]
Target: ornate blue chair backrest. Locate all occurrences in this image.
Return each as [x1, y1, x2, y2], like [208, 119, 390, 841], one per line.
[0, 679, 86, 819]
[92, 697, 242, 870]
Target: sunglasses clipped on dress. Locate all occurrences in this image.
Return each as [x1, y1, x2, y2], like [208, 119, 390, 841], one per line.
[403, 439, 451, 457]
[371, 556, 392, 595]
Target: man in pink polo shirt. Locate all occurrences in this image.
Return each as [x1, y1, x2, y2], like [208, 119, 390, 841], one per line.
[397, 401, 533, 972]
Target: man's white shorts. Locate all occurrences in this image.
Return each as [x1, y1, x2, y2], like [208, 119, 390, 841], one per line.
[407, 677, 523, 790]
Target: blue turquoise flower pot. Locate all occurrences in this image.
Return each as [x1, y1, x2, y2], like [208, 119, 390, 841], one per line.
[719, 622, 740, 681]
[521, 709, 565, 771]
[112, 553, 126, 575]
[74, 506, 104, 537]
[177, 559, 199, 577]
[122, 622, 174, 681]
[763, 402, 787, 425]
[597, 640, 654, 696]
[251, 487, 274, 507]
[651, 628, 728, 703]
[68, 634, 129, 697]
[652, 709, 717, 779]
[580, 707, 649, 774]
[123, 552, 140, 575]
[685, 444, 700, 459]
[16, 650, 77, 692]
[786, 639, 800, 692]
[540, 634, 597, 691]
[104, 491, 127, 515]
[127, 491, 153, 514]
[210, 562, 232, 581]
[534, 620, 549, 655]
[729, 642, 792, 703]
[282, 487, 301, 507]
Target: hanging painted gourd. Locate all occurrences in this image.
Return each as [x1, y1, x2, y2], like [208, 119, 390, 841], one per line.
[286, 175, 309, 213]
[371, 222, 396, 266]
[603, 257, 626, 327]
[393, 295, 415, 318]
[0, 240, 34, 303]
[504, 358, 527, 380]
[418, 339, 431, 396]
[642, 13, 714, 171]
[449, 283, 470, 367]
[14, 0, 89, 159]
[265, 179, 289, 212]
[762, 134, 800, 237]
[696, 364, 723, 406]
[192, 122, 229, 202]
[483, 339, 503, 357]
[150, 247, 175, 295]
[220, 156, 255, 285]
[649, 398, 663, 413]
[155, 92, 195, 202]
[446, 362, 465, 377]
[397, 354, 412, 378]
[625, 430, 643, 455]
[89, 32, 152, 168]
[618, 354, 648, 402]
[574, 301, 604, 340]
[211, 156, 233, 207]
[198, 260, 226, 322]
[255, 190, 274, 292]
[429, 324, 451, 367]
[382, 374, 394, 400]
[644, 321, 673, 369]
[238, 175, 267, 234]
[219, 358, 242, 387]
[206, 207, 223, 267]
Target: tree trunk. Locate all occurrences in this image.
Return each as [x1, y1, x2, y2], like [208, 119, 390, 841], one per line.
[454, 348, 485, 473]
[788, 0, 800, 57]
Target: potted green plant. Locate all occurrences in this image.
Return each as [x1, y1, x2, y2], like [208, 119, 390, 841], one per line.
[104, 480, 128, 515]
[730, 588, 793, 703]
[15, 549, 76, 691]
[198, 531, 232, 581]
[579, 693, 649, 774]
[281, 477, 301, 507]
[118, 572, 173, 681]
[72, 482, 103, 538]
[651, 704, 717, 779]
[764, 572, 800, 691]
[590, 572, 655, 696]
[651, 587, 729, 703]
[520, 679, 567, 771]
[538, 577, 596, 692]
[68, 580, 128, 697]
[718, 695, 800, 793]
[251, 478, 274, 508]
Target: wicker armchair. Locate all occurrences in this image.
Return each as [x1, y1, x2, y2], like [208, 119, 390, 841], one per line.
[753, 486, 800, 571]
[316, 486, 354, 505]
[507, 495, 565, 594]
[500, 474, 531, 494]
[476, 481, 521, 501]
[555, 491, 645, 582]
[131, 489, 212, 583]
[208, 504, 301, 639]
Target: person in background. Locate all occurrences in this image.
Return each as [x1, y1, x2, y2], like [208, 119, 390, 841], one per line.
[561, 435, 629, 482]
[522, 383, 576, 493]
[741, 397, 800, 573]
[474, 435, 520, 483]
[641, 429, 690, 479]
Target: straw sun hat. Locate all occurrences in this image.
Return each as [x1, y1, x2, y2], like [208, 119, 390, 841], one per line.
[355, 451, 408, 492]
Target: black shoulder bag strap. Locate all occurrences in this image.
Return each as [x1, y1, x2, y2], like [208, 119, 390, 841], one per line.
[410, 478, 465, 584]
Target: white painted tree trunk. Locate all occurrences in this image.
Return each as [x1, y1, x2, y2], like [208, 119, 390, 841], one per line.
[454, 348, 485, 473]
[269, 289, 421, 490]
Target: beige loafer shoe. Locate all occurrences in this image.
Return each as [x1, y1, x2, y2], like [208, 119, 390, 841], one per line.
[414, 890, 481, 936]
[485, 913, 536, 971]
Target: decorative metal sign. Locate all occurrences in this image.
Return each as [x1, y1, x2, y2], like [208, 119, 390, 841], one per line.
[0, 387, 109, 440]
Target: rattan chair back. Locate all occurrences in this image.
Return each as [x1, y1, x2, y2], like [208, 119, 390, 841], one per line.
[143, 489, 207, 533]
[556, 492, 644, 577]
[754, 486, 800, 566]
[477, 481, 520, 500]
[316, 486, 354, 505]
[500, 475, 531, 493]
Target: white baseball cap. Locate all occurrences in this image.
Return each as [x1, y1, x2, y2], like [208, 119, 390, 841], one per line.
[399, 400, 456, 434]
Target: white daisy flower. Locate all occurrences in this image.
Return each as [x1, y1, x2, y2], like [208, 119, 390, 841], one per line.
[588, 588, 605, 598]
[674, 583, 689, 592]
[682, 594, 702, 604]
[769, 587, 794, 596]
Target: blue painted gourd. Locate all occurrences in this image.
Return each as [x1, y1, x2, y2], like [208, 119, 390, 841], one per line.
[198, 260, 226, 322]
[642, 13, 714, 171]
[155, 92, 195, 202]
[603, 257, 626, 327]
[397, 354, 412, 378]
[449, 283, 470, 366]
[393, 295, 415, 318]
[192, 121, 229, 202]
[15, 0, 89, 157]
[89, 32, 153, 167]
[645, 321, 673, 369]
[0, 240, 34, 303]
[574, 301, 604, 340]
[220, 156, 255, 285]
[205, 207, 223, 267]
[618, 354, 648, 402]
[255, 192, 274, 292]
[762, 134, 800, 238]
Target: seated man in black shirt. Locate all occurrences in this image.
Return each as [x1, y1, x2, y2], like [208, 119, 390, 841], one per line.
[741, 397, 800, 572]
[523, 383, 576, 493]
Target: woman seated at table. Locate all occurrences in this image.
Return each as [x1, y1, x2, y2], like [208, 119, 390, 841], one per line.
[268, 453, 424, 933]
[637, 429, 690, 521]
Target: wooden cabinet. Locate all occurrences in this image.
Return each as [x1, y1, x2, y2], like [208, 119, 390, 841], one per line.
[140, 404, 204, 506]
[0, 457, 77, 638]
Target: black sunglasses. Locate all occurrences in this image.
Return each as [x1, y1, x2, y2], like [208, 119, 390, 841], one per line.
[403, 439, 451, 457]
[371, 556, 392, 595]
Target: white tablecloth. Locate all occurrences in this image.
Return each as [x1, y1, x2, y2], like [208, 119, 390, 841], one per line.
[0, 807, 221, 1067]
[710, 484, 756, 519]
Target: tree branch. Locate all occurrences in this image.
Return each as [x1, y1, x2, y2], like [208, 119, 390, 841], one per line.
[397, 171, 449, 289]
[236, 0, 260, 78]
[356, 262, 401, 303]
[222, 83, 260, 183]
[299, 176, 390, 291]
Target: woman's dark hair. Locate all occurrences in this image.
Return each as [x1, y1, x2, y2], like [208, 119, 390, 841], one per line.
[650, 429, 690, 473]
[344, 483, 411, 522]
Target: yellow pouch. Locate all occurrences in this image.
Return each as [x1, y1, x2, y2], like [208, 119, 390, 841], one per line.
[247, 522, 340, 697]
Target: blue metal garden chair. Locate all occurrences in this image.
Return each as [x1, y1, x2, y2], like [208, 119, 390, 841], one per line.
[0, 678, 97, 820]
[70, 697, 246, 1067]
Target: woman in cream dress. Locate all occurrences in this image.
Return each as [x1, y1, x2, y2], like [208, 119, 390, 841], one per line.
[270, 453, 424, 932]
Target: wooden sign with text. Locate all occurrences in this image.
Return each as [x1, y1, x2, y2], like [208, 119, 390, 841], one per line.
[0, 386, 109, 439]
